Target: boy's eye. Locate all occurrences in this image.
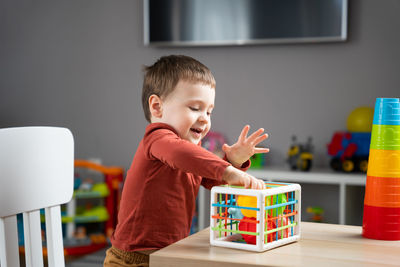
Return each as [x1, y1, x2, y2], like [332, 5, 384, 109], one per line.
[189, 107, 199, 111]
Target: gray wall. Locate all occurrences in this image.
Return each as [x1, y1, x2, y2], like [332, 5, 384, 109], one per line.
[1, 0, 400, 170]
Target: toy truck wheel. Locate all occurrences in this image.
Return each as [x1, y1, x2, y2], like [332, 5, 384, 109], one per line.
[359, 160, 368, 173]
[342, 160, 354, 172]
[290, 162, 297, 170]
[330, 158, 341, 171]
[298, 159, 312, 171]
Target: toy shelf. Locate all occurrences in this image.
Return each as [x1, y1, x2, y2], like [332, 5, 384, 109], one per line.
[247, 168, 366, 225]
[62, 160, 124, 256]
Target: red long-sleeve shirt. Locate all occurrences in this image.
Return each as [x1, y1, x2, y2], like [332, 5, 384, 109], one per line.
[111, 123, 249, 251]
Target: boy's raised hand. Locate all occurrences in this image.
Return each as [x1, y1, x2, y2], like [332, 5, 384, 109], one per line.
[223, 125, 270, 168]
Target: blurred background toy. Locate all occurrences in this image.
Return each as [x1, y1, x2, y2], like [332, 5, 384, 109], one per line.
[74, 226, 89, 241]
[306, 206, 324, 223]
[250, 151, 267, 169]
[287, 135, 314, 171]
[79, 178, 95, 191]
[327, 106, 373, 172]
[202, 131, 226, 158]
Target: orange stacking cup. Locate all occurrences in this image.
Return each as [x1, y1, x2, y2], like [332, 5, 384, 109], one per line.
[364, 176, 400, 208]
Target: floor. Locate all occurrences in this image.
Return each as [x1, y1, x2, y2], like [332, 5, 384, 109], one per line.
[65, 247, 109, 267]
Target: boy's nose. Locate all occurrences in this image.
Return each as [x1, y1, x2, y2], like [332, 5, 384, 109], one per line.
[198, 113, 209, 123]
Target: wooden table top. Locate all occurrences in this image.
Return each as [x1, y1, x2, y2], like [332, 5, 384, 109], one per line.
[150, 222, 400, 267]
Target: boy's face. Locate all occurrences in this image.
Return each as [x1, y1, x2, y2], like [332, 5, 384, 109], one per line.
[157, 80, 215, 144]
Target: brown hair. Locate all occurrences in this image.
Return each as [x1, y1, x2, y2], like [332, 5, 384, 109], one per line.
[142, 55, 216, 122]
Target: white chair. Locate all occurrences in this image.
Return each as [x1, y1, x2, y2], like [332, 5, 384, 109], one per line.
[0, 127, 74, 267]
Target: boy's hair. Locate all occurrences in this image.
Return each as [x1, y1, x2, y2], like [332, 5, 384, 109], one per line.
[142, 55, 216, 122]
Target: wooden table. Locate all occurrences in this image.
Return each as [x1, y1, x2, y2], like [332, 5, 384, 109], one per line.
[150, 222, 400, 267]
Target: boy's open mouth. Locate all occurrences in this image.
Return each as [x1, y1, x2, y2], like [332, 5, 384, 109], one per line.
[190, 128, 202, 134]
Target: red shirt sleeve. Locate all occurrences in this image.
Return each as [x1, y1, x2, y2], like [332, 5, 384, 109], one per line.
[223, 154, 251, 171]
[201, 156, 252, 190]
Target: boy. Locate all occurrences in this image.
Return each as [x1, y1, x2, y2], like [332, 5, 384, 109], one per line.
[104, 55, 269, 266]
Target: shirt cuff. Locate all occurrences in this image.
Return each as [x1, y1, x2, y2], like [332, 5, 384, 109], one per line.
[223, 155, 251, 171]
[239, 159, 251, 171]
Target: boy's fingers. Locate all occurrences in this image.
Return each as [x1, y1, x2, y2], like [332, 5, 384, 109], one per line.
[244, 175, 250, 188]
[253, 133, 268, 145]
[253, 178, 265, 189]
[258, 180, 264, 189]
[254, 147, 270, 153]
[239, 125, 250, 142]
[240, 173, 265, 189]
[247, 128, 265, 143]
[250, 176, 261, 189]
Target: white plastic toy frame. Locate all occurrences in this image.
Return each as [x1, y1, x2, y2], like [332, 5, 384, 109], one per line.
[210, 182, 301, 252]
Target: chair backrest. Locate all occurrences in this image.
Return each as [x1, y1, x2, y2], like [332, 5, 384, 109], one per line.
[0, 127, 74, 267]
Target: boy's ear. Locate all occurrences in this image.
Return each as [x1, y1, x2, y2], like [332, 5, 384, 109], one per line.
[149, 94, 163, 119]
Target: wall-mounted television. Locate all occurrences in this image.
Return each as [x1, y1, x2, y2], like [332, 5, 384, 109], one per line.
[144, 0, 348, 47]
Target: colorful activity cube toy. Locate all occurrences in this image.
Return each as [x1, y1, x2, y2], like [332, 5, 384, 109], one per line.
[210, 182, 301, 252]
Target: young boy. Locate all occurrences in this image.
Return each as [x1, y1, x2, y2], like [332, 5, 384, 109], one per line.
[104, 55, 269, 267]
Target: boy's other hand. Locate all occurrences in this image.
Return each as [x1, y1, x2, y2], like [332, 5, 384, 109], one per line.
[222, 166, 265, 189]
[223, 125, 270, 168]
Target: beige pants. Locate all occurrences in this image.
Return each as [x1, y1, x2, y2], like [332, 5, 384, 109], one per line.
[103, 246, 157, 267]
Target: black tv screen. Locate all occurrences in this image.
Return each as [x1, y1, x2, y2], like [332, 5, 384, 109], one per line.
[144, 0, 348, 46]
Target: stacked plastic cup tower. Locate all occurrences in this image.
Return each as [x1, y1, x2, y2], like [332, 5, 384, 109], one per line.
[362, 97, 400, 240]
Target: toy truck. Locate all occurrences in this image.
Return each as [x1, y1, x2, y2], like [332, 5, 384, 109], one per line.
[287, 136, 313, 171]
[327, 131, 371, 172]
